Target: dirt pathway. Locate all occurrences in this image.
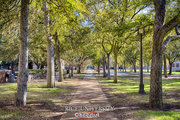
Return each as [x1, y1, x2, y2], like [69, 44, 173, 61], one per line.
[61, 71, 118, 120]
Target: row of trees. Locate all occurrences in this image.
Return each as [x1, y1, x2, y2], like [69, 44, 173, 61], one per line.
[0, 0, 179, 109]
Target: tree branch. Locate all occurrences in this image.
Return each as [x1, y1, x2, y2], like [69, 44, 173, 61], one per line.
[161, 14, 180, 37]
[162, 35, 180, 52]
[131, 4, 149, 20]
[175, 25, 180, 35]
[108, 0, 114, 7]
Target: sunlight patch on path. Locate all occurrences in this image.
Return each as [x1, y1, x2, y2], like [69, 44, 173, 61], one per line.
[61, 70, 118, 120]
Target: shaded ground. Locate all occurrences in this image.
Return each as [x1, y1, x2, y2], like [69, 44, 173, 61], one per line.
[0, 78, 79, 120]
[1, 70, 180, 120]
[99, 77, 180, 120]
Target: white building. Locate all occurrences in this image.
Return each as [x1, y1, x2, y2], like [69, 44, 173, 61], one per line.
[172, 61, 180, 72]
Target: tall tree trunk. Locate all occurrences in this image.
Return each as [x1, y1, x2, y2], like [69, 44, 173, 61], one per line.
[37, 64, 40, 69]
[68, 65, 70, 74]
[147, 62, 150, 73]
[107, 54, 110, 79]
[11, 61, 15, 75]
[169, 62, 172, 75]
[71, 65, 73, 77]
[114, 54, 117, 83]
[124, 61, 126, 72]
[97, 62, 100, 74]
[77, 64, 81, 74]
[16, 0, 29, 106]
[54, 32, 63, 82]
[139, 33, 146, 94]
[149, 0, 165, 109]
[103, 55, 106, 77]
[133, 60, 136, 73]
[28, 62, 33, 69]
[149, 0, 179, 109]
[122, 63, 124, 72]
[163, 55, 168, 78]
[44, 2, 55, 88]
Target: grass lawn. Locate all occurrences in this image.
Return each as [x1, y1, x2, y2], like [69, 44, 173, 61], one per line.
[99, 77, 180, 120]
[0, 80, 78, 120]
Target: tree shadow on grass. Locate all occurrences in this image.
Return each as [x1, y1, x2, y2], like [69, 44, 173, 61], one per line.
[100, 83, 180, 120]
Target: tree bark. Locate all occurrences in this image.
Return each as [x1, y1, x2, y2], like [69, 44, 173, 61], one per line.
[97, 62, 100, 74]
[54, 32, 63, 82]
[150, 18, 179, 107]
[163, 55, 168, 78]
[77, 64, 81, 74]
[168, 62, 172, 75]
[114, 54, 117, 83]
[139, 33, 146, 94]
[44, 2, 55, 88]
[16, 0, 29, 106]
[149, 0, 166, 109]
[107, 54, 110, 79]
[103, 55, 106, 77]
[11, 61, 15, 74]
[124, 61, 126, 72]
[133, 60, 136, 73]
[71, 65, 73, 77]
[147, 62, 150, 73]
[28, 62, 33, 69]
[122, 63, 124, 72]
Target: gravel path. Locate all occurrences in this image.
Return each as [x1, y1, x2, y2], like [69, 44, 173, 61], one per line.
[61, 70, 118, 120]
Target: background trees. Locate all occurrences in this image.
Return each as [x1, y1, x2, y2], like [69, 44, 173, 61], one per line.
[0, 0, 179, 109]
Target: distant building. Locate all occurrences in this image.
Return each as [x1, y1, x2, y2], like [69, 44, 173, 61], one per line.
[172, 61, 180, 72]
[33, 59, 65, 70]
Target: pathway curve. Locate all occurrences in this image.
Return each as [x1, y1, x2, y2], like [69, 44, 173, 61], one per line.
[61, 70, 118, 120]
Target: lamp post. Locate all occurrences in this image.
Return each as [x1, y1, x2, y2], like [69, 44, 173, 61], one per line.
[138, 28, 146, 94]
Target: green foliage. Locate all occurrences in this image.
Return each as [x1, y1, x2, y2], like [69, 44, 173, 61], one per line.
[165, 40, 180, 63]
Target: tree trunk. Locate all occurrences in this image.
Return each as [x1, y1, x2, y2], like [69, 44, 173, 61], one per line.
[122, 63, 124, 72]
[68, 65, 70, 74]
[40, 65, 44, 69]
[147, 62, 150, 73]
[169, 62, 172, 75]
[44, 2, 55, 88]
[149, 0, 165, 109]
[163, 55, 168, 78]
[77, 64, 81, 74]
[133, 60, 136, 73]
[16, 0, 29, 106]
[150, 0, 179, 109]
[28, 62, 33, 69]
[11, 61, 15, 75]
[97, 62, 100, 74]
[114, 54, 117, 83]
[107, 54, 110, 79]
[103, 55, 106, 77]
[71, 65, 73, 77]
[139, 33, 146, 94]
[124, 61, 126, 72]
[54, 32, 63, 82]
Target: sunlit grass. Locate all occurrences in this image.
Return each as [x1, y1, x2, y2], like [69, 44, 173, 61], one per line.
[99, 78, 180, 93]
[99, 78, 180, 120]
[135, 110, 180, 120]
[0, 81, 77, 119]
